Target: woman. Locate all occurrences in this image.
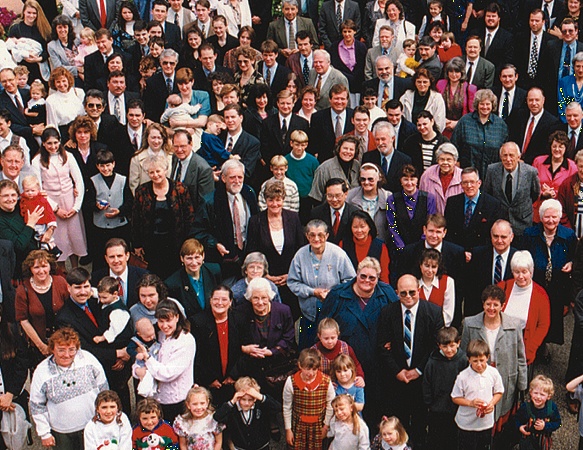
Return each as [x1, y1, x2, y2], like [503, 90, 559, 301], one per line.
[15, 250, 69, 367]
[461, 285, 528, 428]
[243, 83, 276, 140]
[498, 251, 551, 366]
[340, 210, 391, 283]
[165, 238, 222, 322]
[166, 67, 211, 133]
[132, 155, 195, 279]
[216, 0, 252, 37]
[135, 300, 195, 424]
[387, 164, 437, 252]
[402, 110, 449, 174]
[521, 199, 577, 345]
[223, 26, 262, 72]
[129, 274, 169, 325]
[296, 86, 318, 123]
[178, 26, 205, 71]
[111, 1, 139, 52]
[101, 53, 139, 93]
[45, 67, 85, 141]
[400, 68, 446, 132]
[32, 127, 87, 270]
[532, 130, 578, 222]
[8, 0, 51, 83]
[246, 180, 306, 320]
[231, 252, 282, 306]
[372, 0, 415, 50]
[30, 327, 108, 449]
[451, 88, 508, 177]
[209, 71, 235, 113]
[308, 135, 361, 203]
[330, 19, 367, 108]
[191, 285, 248, 405]
[558, 52, 583, 122]
[363, 0, 388, 46]
[64, 115, 106, 183]
[285, 73, 302, 104]
[234, 46, 266, 108]
[346, 162, 391, 243]
[419, 142, 464, 214]
[128, 123, 173, 194]
[436, 57, 476, 138]
[46, 15, 79, 81]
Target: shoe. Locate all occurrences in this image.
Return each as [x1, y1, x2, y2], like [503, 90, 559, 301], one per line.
[49, 246, 63, 259]
[79, 255, 92, 265]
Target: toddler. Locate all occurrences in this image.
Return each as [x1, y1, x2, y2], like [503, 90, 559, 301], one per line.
[132, 398, 179, 450]
[19, 175, 61, 257]
[75, 27, 97, 67]
[438, 32, 463, 63]
[83, 390, 132, 450]
[139, 55, 158, 92]
[419, 0, 448, 37]
[331, 355, 365, 412]
[160, 94, 201, 127]
[14, 65, 30, 90]
[131, 318, 161, 398]
[93, 276, 132, 345]
[258, 156, 300, 212]
[198, 114, 239, 169]
[418, 248, 455, 327]
[327, 394, 369, 450]
[25, 80, 47, 125]
[396, 40, 419, 78]
[371, 416, 411, 450]
[173, 386, 225, 450]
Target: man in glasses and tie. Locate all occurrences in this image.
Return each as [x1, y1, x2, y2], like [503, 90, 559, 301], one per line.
[143, 49, 180, 122]
[267, 0, 318, 59]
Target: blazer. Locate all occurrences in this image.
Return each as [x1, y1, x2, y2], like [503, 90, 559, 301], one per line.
[286, 52, 310, 87]
[84, 50, 113, 91]
[522, 0, 565, 30]
[483, 161, 541, 235]
[362, 149, 412, 193]
[161, 21, 182, 52]
[493, 85, 527, 120]
[307, 67, 350, 110]
[361, 77, 413, 105]
[260, 113, 310, 163]
[167, 8, 196, 36]
[170, 153, 215, 210]
[143, 71, 181, 122]
[513, 31, 553, 90]
[318, 0, 361, 49]
[507, 108, 561, 164]
[329, 39, 367, 94]
[223, 130, 261, 180]
[478, 26, 514, 74]
[193, 64, 233, 92]
[79, 0, 119, 30]
[398, 239, 466, 282]
[91, 265, 149, 309]
[267, 16, 319, 50]
[109, 122, 145, 176]
[310, 202, 360, 245]
[47, 39, 79, 77]
[463, 56, 495, 90]
[257, 62, 291, 98]
[346, 129, 377, 154]
[308, 107, 354, 163]
[0, 89, 36, 152]
[364, 46, 401, 80]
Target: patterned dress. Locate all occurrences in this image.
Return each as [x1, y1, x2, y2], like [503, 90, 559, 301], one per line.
[173, 413, 225, 450]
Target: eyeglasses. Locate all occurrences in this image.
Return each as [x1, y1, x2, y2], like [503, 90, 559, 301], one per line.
[358, 273, 378, 282]
[398, 290, 418, 298]
[326, 194, 344, 200]
[359, 177, 376, 183]
[161, 60, 177, 65]
[86, 103, 103, 109]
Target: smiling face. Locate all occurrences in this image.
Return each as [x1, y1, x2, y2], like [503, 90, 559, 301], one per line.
[416, 116, 434, 138]
[306, 225, 329, 254]
[500, 67, 518, 90]
[282, 1, 298, 20]
[96, 35, 113, 54]
[238, 393, 256, 411]
[437, 152, 455, 175]
[186, 393, 209, 419]
[485, 11, 500, 29]
[330, 91, 349, 114]
[23, 6, 37, 25]
[325, 184, 347, 210]
[423, 223, 446, 247]
[105, 245, 129, 275]
[420, 258, 439, 282]
[147, 165, 166, 184]
[68, 280, 92, 305]
[439, 341, 460, 359]
[30, 258, 51, 284]
[461, 171, 481, 198]
[541, 207, 560, 234]
[337, 141, 356, 162]
[374, 128, 394, 155]
[527, 89, 545, 115]
[151, 4, 167, 21]
[43, 136, 61, 154]
[530, 387, 551, 409]
[181, 252, 204, 276]
[97, 400, 118, 424]
[1, 149, 24, 180]
[0, 70, 18, 95]
[209, 289, 232, 317]
[221, 166, 244, 195]
[566, 106, 583, 129]
[351, 217, 371, 241]
[52, 343, 77, 367]
[56, 24, 69, 41]
[415, 75, 431, 95]
[313, 53, 330, 74]
[250, 289, 272, 316]
[490, 222, 513, 253]
[107, 75, 126, 96]
[107, 56, 123, 73]
[360, 168, 379, 194]
[400, 175, 418, 195]
[478, 100, 493, 118]
[266, 195, 284, 215]
[224, 109, 243, 133]
[200, 48, 216, 71]
[355, 267, 379, 296]
[157, 313, 179, 337]
[75, 127, 91, 147]
[386, 4, 400, 21]
[139, 412, 160, 431]
[500, 145, 519, 172]
[483, 298, 503, 320]
[301, 92, 316, 111]
[342, 27, 355, 44]
[54, 76, 70, 93]
[277, 96, 294, 116]
[513, 266, 532, 288]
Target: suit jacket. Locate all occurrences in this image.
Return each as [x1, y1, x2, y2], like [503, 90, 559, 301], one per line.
[318, 0, 361, 49]
[106, 91, 140, 122]
[96, 113, 123, 154]
[493, 85, 527, 120]
[0, 240, 16, 322]
[260, 113, 310, 163]
[0, 89, 36, 152]
[444, 192, 503, 251]
[193, 65, 233, 92]
[308, 107, 354, 163]
[258, 62, 291, 98]
[329, 39, 367, 94]
[79, 0, 119, 30]
[362, 149, 412, 193]
[84, 50, 111, 91]
[193, 19, 215, 40]
[167, 8, 196, 37]
[464, 56, 495, 90]
[362, 77, 413, 109]
[398, 239, 466, 282]
[143, 71, 180, 122]
[92, 265, 149, 309]
[346, 129, 377, 153]
[364, 46, 400, 80]
[110, 122, 145, 176]
[171, 153, 215, 210]
[513, 31, 553, 90]
[307, 67, 350, 110]
[522, 0, 565, 29]
[206, 34, 239, 66]
[267, 16, 319, 50]
[561, 122, 583, 159]
[478, 26, 514, 74]
[507, 108, 561, 164]
[286, 52, 310, 87]
[310, 202, 360, 244]
[162, 21, 182, 52]
[483, 161, 541, 235]
[224, 130, 261, 180]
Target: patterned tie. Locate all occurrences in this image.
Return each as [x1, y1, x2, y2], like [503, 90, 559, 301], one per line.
[232, 196, 244, 250]
[281, 118, 288, 143]
[404, 309, 412, 360]
[303, 58, 310, 85]
[14, 94, 24, 115]
[166, 77, 173, 94]
[226, 136, 233, 153]
[201, 23, 206, 37]
[131, 132, 138, 152]
[266, 68, 272, 86]
[174, 11, 179, 26]
[501, 91, 509, 120]
[116, 277, 125, 302]
[174, 159, 183, 181]
[528, 35, 538, 79]
[332, 210, 341, 236]
[114, 96, 122, 123]
[545, 257, 553, 285]
[336, 2, 342, 28]
[334, 114, 342, 138]
[464, 200, 473, 227]
[289, 20, 296, 49]
[316, 75, 323, 96]
[494, 254, 503, 284]
[563, 44, 572, 78]
[84, 305, 99, 328]
[382, 82, 390, 108]
[467, 61, 474, 83]
[505, 173, 513, 203]
[99, 0, 107, 28]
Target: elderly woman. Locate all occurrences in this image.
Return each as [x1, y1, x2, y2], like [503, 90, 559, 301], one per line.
[132, 155, 195, 279]
[135, 300, 195, 424]
[558, 54, 583, 122]
[129, 123, 173, 194]
[234, 46, 266, 108]
[497, 251, 551, 366]
[45, 67, 85, 141]
[296, 86, 319, 123]
[521, 199, 577, 346]
[400, 69, 447, 132]
[15, 250, 68, 367]
[558, 149, 583, 231]
[231, 252, 282, 306]
[129, 274, 169, 325]
[223, 26, 263, 72]
[30, 327, 108, 449]
[461, 285, 528, 433]
[346, 162, 391, 243]
[402, 110, 449, 174]
[47, 15, 79, 81]
[451, 89, 508, 176]
[419, 143, 464, 214]
[288, 219, 356, 349]
[308, 135, 361, 203]
[372, 0, 415, 49]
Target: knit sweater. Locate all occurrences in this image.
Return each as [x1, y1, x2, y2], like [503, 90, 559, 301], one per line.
[84, 413, 132, 450]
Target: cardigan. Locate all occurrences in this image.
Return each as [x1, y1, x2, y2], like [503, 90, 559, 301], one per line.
[400, 89, 447, 132]
[419, 165, 464, 215]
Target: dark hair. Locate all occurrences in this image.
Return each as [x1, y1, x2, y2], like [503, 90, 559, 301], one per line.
[384, 0, 405, 20]
[466, 339, 490, 358]
[0, 109, 11, 123]
[66, 267, 91, 285]
[210, 285, 234, 301]
[134, 19, 147, 32]
[436, 326, 460, 345]
[260, 39, 279, 54]
[363, 87, 378, 98]
[69, 115, 98, 142]
[22, 249, 56, 277]
[40, 127, 67, 169]
[548, 130, 570, 150]
[127, 98, 145, 113]
[419, 248, 444, 277]
[385, 99, 403, 111]
[238, 25, 255, 41]
[340, 19, 358, 32]
[348, 210, 378, 239]
[325, 177, 349, 192]
[93, 390, 123, 424]
[399, 163, 419, 179]
[152, 0, 169, 10]
[413, 68, 435, 89]
[418, 35, 437, 48]
[426, 213, 447, 228]
[118, 1, 139, 27]
[136, 398, 163, 419]
[208, 70, 234, 85]
[485, 2, 501, 15]
[155, 300, 190, 337]
[97, 276, 119, 294]
[353, 105, 370, 117]
[104, 237, 129, 253]
[426, 21, 445, 34]
[295, 29, 312, 42]
[173, 128, 193, 144]
[480, 285, 506, 305]
[247, 82, 272, 109]
[137, 274, 168, 301]
[50, 15, 75, 43]
[334, 135, 360, 159]
[147, 20, 165, 37]
[95, 149, 115, 164]
[95, 28, 113, 40]
[223, 103, 243, 116]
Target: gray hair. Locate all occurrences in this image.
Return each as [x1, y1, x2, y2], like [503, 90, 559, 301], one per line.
[282, 0, 299, 6]
[305, 219, 328, 234]
[143, 154, 169, 172]
[372, 121, 395, 138]
[241, 251, 269, 277]
[435, 142, 458, 160]
[574, 51, 583, 63]
[160, 48, 179, 61]
[357, 256, 381, 276]
[566, 101, 583, 113]
[510, 250, 534, 274]
[221, 158, 245, 176]
[375, 55, 393, 67]
[378, 25, 394, 35]
[444, 57, 466, 82]
[499, 141, 520, 157]
[575, 149, 583, 164]
[539, 198, 563, 218]
[313, 49, 331, 63]
[473, 88, 498, 111]
[244, 277, 276, 301]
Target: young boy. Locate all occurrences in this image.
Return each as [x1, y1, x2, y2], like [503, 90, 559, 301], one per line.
[423, 326, 468, 450]
[13, 65, 30, 90]
[198, 114, 237, 169]
[258, 155, 300, 212]
[362, 87, 386, 126]
[283, 348, 335, 450]
[160, 93, 201, 127]
[451, 340, 504, 450]
[214, 377, 281, 450]
[396, 39, 419, 78]
[93, 276, 132, 345]
[132, 398, 179, 449]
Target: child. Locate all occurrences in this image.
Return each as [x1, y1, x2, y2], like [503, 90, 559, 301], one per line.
[361, 87, 387, 126]
[132, 398, 179, 450]
[149, 36, 165, 61]
[331, 355, 365, 412]
[515, 375, 561, 450]
[258, 155, 300, 212]
[214, 376, 281, 450]
[451, 340, 505, 450]
[75, 27, 97, 68]
[396, 40, 419, 78]
[371, 416, 411, 450]
[160, 94, 202, 127]
[25, 80, 47, 125]
[198, 114, 234, 169]
[283, 348, 335, 450]
[84, 390, 132, 450]
[419, 0, 449, 37]
[19, 175, 62, 257]
[13, 65, 30, 90]
[139, 55, 158, 93]
[93, 276, 132, 345]
[173, 386, 225, 450]
[418, 248, 455, 327]
[327, 394, 369, 450]
[422, 326, 468, 450]
[438, 32, 463, 63]
[567, 372, 583, 449]
[130, 318, 161, 398]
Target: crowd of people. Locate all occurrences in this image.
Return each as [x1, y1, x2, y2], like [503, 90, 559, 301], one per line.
[2, 0, 583, 448]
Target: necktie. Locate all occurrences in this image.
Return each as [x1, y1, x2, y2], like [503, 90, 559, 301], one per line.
[505, 173, 513, 203]
[116, 277, 125, 301]
[266, 68, 272, 85]
[13, 94, 24, 115]
[545, 255, 553, 284]
[303, 58, 310, 85]
[332, 210, 341, 236]
[201, 23, 206, 36]
[334, 114, 342, 138]
[501, 91, 509, 120]
[404, 309, 412, 360]
[464, 199, 473, 227]
[226, 136, 233, 153]
[467, 61, 474, 83]
[523, 117, 535, 153]
[174, 11, 179, 26]
[336, 2, 342, 28]
[563, 44, 572, 78]
[381, 156, 388, 175]
[114, 96, 122, 123]
[289, 20, 296, 49]
[232, 196, 244, 250]
[494, 254, 503, 284]
[382, 83, 389, 108]
[131, 132, 138, 151]
[174, 159, 183, 181]
[99, 0, 107, 28]
[570, 130, 577, 156]
[316, 75, 323, 96]
[382, 47, 387, 56]
[84, 305, 99, 328]
[543, 4, 550, 30]
[485, 33, 492, 55]
[166, 77, 173, 94]
[528, 35, 538, 79]
[281, 118, 288, 142]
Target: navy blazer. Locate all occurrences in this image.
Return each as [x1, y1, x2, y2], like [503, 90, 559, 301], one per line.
[493, 85, 527, 120]
[318, 0, 361, 49]
[143, 71, 181, 122]
[329, 39, 367, 94]
[92, 265, 149, 309]
[224, 131, 261, 180]
[310, 202, 359, 245]
[308, 107, 355, 163]
[162, 21, 182, 52]
[362, 149, 412, 193]
[0, 89, 37, 152]
[257, 62, 292, 99]
[260, 112, 310, 162]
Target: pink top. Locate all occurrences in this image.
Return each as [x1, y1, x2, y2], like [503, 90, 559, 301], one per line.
[338, 41, 356, 71]
[532, 155, 578, 222]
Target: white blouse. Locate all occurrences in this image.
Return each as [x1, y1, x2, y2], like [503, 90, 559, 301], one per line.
[46, 88, 85, 127]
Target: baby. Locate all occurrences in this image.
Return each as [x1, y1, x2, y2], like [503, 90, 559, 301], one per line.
[198, 114, 239, 169]
[93, 276, 131, 345]
[396, 39, 420, 78]
[160, 93, 201, 126]
[25, 80, 47, 125]
[131, 318, 161, 397]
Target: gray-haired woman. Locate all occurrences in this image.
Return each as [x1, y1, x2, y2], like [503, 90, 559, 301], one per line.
[231, 252, 282, 305]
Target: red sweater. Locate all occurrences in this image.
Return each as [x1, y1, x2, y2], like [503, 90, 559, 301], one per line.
[313, 340, 365, 379]
[20, 194, 56, 225]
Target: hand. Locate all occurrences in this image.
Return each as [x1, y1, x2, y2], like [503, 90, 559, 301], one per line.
[135, 366, 147, 380]
[65, 139, 76, 148]
[465, 251, 472, 263]
[313, 288, 329, 300]
[111, 358, 125, 370]
[320, 424, 328, 440]
[223, 377, 235, 385]
[104, 208, 120, 218]
[117, 348, 130, 361]
[231, 390, 246, 403]
[562, 261, 573, 273]
[210, 380, 222, 389]
[470, 398, 486, 408]
[26, 205, 44, 227]
[286, 430, 294, 446]
[242, 344, 263, 357]
[0, 393, 14, 411]
[355, 376, 365, 387]
[134, 248, 145, 259]
[483, 401, 495, 414]
[38, 342, 50, 356]
[216, 243, 230, 257]
[96, 202, 108, 210]
[519, 424, 531, 436]
[246, 386, 263, 400]
[383, 341, 392, 351]
[396, 369, 409, 383]
[40, 227, 54, 243]
[41, 435, 56, 447]
[405, 369, 420, 381]
[252, 15, 261, 24]
[534, 418, 545, 431]
[93, 335, 105, 344]
[461, 21, 468, 31]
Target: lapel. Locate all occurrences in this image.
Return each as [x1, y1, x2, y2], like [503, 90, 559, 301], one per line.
[469, 193, 484, 226]
[344, 293, 370, 329]
[277, 20, 287, 47]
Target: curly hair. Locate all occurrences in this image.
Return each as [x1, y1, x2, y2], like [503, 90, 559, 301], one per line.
[68, 115, 98, 143]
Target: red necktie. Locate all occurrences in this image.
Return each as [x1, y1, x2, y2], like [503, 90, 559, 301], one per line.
[522, 117, 535, 154]
[117, 277, 124, 300]
[84, 305, 99, 328]
[99, 0, 107, 28]
[332, 210, 341, 236]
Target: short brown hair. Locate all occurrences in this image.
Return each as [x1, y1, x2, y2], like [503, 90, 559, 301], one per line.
[22, 250, 56, 277]
[260, 39, 279, 54]
[49, 66, 74, 91]
[136, 398, 163, 419]
[466, 339, 490, 358]
[298, 348, 321, 369]
[180, 238, 204, 257]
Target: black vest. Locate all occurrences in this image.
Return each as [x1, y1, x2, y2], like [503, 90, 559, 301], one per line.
[343, 237, 384, 270]
[393, 191, 428, 246]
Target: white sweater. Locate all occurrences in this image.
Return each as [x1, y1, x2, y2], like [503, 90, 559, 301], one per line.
[84, 413, 132, 450]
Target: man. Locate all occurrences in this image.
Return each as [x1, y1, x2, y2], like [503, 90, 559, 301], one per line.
[286, 31, 316, 87]
[522, 0, 565, 31]
[444, 167, 502, 260]
[0, 109, 30, 166]
[150, 0, 181, 51]
[143, 49, 180, 122]
[206, 15, 238, 66]
[307, 49, 349, 110]
[372, 99, 418, 153]
[346, 106, 376, 157]
[507, 87, 561, 164]
[310, 178, 359, 244]
[362, 121, 412, 193]
[417, 36, 442, 81]
[223, 104, 261, 182]
[493, 64, 527, 121]
[483, 142, 541, 235]
[83, 90, 119, 150]
[558, 149, 583, 233]
[308, 84, 354, 162]
[0, 145, 32, 190]
[110, 99, 147, 176]
[105, 71, 140, 125]
[79, 0, 118, 30]
[563, 101, 583, 159]
[193, 43, 233, 92]
[167, 0, 196, 36]
[362, 56, 412, 108]
[465, 219, 517, 315]
[318, 0, 361, 49]
[377, 274, 444, 449]
[463, 36, 495, 89]
[128, 21, 151, 76]
[193, 0, 214, 39]
[258, 40, 292, 99]
[364, 27, 400, 80]
[267, 0, 319, 58]
[191, 159, 259, 281]
[514, 9, 550, 90]
[84, 29, 117, 91]
[171, 129, 215, 210]
[476, 3, 514, 76]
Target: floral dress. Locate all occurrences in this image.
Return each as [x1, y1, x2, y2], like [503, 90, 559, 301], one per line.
[173, 414, 225, 450]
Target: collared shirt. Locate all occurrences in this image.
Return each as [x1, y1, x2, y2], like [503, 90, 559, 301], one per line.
[9, 92, 23, 110]
[203, 65, 216, 77]
[524, 110, 544, 148]
[263, 62, 279, 85]
[569, 125, 581, 144]
[425, 240, 443, 252]
[187, 273, 205, 309]
[175, 151, 193, 183]
[331, 109, 347, 134]
[465, 57, 480, 84]
[329, 204, 346, 225]
[338, 40, 356, 71]
[227, 128, 243, 149]
[464, 192, 480, 215]
[300, 53, 313, 71]
[318, 66, 333, 89]
[127, 125, 143, 148]
[286, 18, 297, 48]
[198, 19, 211, 37]
[101, 50, 113, 63]
[279, 113, 293, 129]
[543, 0, 556, 29]
[400, 300, 420, 368]
[529, 31, 543, 59]
[560, 40, 578, 77]
[107, 91, 126, 124]
[335, 0, 345, 22]
[227, 191, 250, 242]
[393, 120, 401, 149]
[503, 166, 519, 196]
[492, 247, 510, 284]
[381, 149, 394, 173]
[109, 267, 128, 304]
[484, 26, 499, 51]
[164, 74, 175, 90]
[498, 87, 515, 116]
[377, 77, 394, 107]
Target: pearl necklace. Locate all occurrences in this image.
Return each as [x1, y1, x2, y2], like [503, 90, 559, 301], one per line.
[30, 276, 52, 293]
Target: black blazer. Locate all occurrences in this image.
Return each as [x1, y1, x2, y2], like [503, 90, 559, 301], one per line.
[260, 113, 310, 162]
[561, 121, 583, 159]
[143, 72, 181, 122]
[110, 123, 146, 176]
[223, 131, 261, 180]
[444, 192, 503, 251]
[66, 141, 107, 183]
[257, 62, 292, 98]
[478, 26, 514, 75]
[513, 31, 554, 90]
[162, 21, 182, 52]
[308, 107, 355, 163]
[92, 265, 149, 309]
[397, 239, 466, 282]
[329, 39, 367, 94]
[193, 65, 233, 92]
[507, 108, 561, 164]
[310, 202, 359, 244]
[84, 50, 115, 91]
[361, 77, 413, 105]
[362, 149, 412, 193]
[0, 89, 36, 153]
[493, 85, 527, 120]
[522, 0, 565, 29]
[206, 34, 239, 66]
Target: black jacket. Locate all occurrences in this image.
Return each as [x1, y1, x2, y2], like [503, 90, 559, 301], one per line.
[422, 348, 468, 414]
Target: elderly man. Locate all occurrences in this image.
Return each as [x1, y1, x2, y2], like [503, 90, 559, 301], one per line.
[267, 0, 319, 58]
[364, 25, 400, 79]
[0, 145, 33, 190]
[562, 101, 583, 159]
[362, 56, 412, 109]
[143, 49, 180, 122]
[484, 142, 541, 235]
[558, 149, 583, 236]
[307, 49, 349, 110]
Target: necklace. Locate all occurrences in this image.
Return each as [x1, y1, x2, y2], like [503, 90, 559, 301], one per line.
[30, 276, 52, 293]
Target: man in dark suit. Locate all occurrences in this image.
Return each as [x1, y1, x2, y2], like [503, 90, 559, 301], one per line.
[363, 120, 412, 193]
[417, 37, 442, 82]
[522, 0, 565, 31]
[258, 41, 292, 99]
[507, 87, 561, 164]
[318, 0, 361, 49]
[494, 64, 527, 121]
[109, 99, 146, 176]
[84, 29, 117, 91]
[105, 71, 140, 125]
[267, 0, 319, 58]
[464, 36, 496, 89]
[79, 0, 118, 30]
[83, 90, 120, 154]
[151, 0, 182, 51]
[474, 3, 514, 77]
[286, 31, 315, 87]
[361, 56, 412, 108]
[563, 101, 583, 159]
[377, 274, 444, 449]
[514, 9, 550, 90]
[143, 49, 180, 122]
[193, 43, 233, 92]
[223, 104, 261, 184]
[310, 178, 359, 244]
